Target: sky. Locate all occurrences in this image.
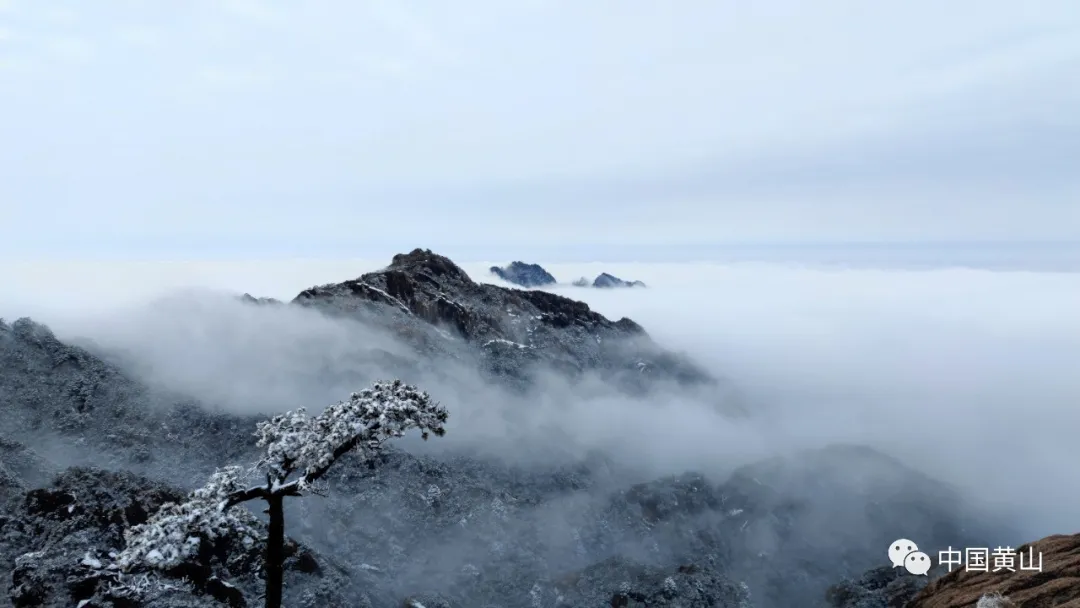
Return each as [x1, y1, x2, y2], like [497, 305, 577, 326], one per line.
[1, 0, 1079, 261]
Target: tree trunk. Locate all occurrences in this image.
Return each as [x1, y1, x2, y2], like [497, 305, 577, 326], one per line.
[264, 494, 286, 608]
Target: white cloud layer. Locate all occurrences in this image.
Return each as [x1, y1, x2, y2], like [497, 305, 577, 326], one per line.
[2, 257, 1077, 542]
[1, 1, 1078, 257]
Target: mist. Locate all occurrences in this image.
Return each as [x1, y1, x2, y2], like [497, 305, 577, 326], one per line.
[2, 256, 1077, 546]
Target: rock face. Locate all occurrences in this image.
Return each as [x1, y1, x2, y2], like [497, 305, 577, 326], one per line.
[489, 261, 557, 288]
[292, 249, 706, 393]
[906, 533, 1080, 608]
[569, 273, 647, 288]
[595, 273, 646, 288]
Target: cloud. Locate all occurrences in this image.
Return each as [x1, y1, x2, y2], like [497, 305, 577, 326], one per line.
[364, 0, 461, 67]
[0, 54, 32, 73]
[42, 36, 93, 63]
[41, 7, 77, 24]
[2, 0, 1078, 256]
[4, 256, 1077, 544]
[194, 64, 278, 87]
[220, 0, 287, 27]
[115, 25, 163, 48]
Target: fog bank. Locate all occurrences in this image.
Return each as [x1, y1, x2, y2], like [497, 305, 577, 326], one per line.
[2, 257, 1077, 541]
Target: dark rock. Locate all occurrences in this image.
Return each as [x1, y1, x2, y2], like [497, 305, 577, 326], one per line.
[593, 273, 646, 288]
[291, 249, 712, 394]
[571, 277, 590, 287]
[489, 262, 557, 288]
[205, 576, 246, 608]
[24, 488, 77, 517]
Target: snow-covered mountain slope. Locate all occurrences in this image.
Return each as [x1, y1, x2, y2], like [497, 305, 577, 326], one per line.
[0, 250, 1020, 607]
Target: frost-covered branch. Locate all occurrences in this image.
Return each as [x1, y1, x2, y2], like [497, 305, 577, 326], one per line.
[112, 380, 448, 608]
[254, 379, 448, 493]
[117, 466, 262, 572]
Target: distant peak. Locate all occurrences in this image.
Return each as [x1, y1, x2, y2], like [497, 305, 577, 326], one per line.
[388, 248, 473, 282]
[489, 261, 556, 287]
[593, 273, 647, 288]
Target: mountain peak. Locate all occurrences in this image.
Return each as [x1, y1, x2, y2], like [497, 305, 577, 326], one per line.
[489, 261, 557, 287]
[388, 248, 473, 283]
[593, 272, 646, 288]
[291, 249, 713, 392]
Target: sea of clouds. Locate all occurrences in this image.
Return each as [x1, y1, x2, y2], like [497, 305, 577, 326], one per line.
[1, 255, 1078, 542]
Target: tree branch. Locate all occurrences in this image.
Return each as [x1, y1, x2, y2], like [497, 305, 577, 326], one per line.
[222, 484, 269, 510]
[303, 432, 373, 486]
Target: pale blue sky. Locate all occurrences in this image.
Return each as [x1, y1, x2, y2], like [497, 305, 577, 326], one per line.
[2, 0, 1079, 260]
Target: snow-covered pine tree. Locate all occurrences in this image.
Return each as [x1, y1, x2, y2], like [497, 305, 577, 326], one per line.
[116, 379, 449, 608]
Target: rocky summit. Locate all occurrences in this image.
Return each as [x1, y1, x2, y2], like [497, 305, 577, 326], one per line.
[489, 261, 558, 288]
[290, 249, 708, 394]
[592, 273, 646, 289]
[0, 249, 1045, 607]
[570, 274, 647, 288]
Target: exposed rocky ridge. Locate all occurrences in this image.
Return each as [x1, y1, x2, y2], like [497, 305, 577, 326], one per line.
[570, 274, 647, 288]
[489, 261, 557, 287]
[289, 249, 709, 394]
[593, 273, 646, 288]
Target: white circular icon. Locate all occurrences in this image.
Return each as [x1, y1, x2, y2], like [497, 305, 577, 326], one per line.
[904, 551, 932, 575]
[888, 538, 919, 568]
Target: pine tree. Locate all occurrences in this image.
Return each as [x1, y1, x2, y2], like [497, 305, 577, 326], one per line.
[117, 380, 448, 608]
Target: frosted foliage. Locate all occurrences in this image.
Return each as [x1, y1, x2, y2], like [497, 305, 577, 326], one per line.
[976, 592, 1016, 608]
[117, 466, 261, 571]
[255, 380, 448, 481]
